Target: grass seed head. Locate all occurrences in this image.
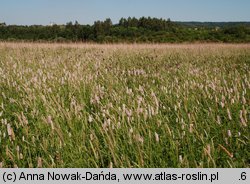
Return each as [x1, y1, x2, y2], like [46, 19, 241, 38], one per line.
[155, 132, 159, 142]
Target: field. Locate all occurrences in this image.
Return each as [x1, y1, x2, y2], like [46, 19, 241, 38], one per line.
[0, 43, 249, 168]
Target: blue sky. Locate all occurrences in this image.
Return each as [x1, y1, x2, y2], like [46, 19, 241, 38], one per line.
[1, 0, 250, 25]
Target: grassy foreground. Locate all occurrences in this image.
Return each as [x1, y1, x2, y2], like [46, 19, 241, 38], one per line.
[0, 43, 249, 168]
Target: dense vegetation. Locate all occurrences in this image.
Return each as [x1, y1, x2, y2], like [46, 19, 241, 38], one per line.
[1, 17, 250, 43]
[0, 43, 249, 168]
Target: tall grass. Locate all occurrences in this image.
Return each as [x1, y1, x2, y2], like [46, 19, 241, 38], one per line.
[0, 43, 249, 168]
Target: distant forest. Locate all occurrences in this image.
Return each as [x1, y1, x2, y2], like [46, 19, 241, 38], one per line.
[1, 17, 250, 43]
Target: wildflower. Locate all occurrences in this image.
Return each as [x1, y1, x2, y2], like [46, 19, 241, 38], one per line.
[227, 130, 232, 137]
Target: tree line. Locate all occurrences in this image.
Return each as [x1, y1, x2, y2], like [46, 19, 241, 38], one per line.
[0, 17, 250, 43]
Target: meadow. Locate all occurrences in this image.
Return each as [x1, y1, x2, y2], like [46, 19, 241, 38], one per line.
[0, 42, 249, 168]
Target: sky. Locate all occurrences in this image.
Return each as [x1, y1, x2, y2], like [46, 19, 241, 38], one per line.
[1, 0, 250, 25]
